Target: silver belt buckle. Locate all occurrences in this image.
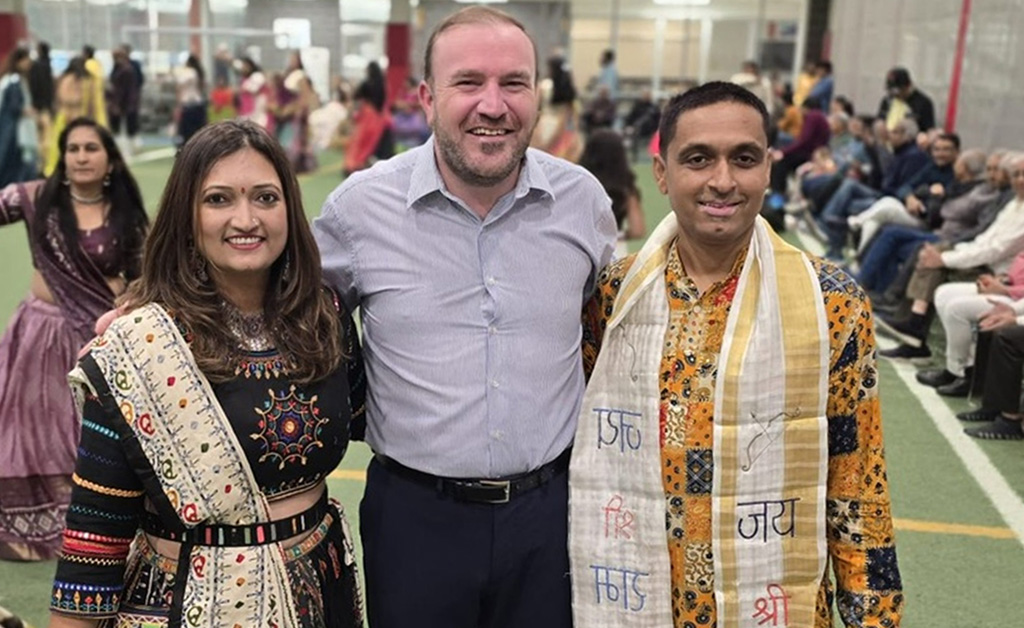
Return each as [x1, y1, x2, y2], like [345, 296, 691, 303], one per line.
[478, 480, 511, 504]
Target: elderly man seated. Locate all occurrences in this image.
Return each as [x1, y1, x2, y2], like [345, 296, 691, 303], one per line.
[878, 153, 1024, 358]
[915, 250, 1024, 395]
[849, 141, 975, 254]
[956, 321, 1024, 440]
[858, 150, 1013, 299]
[816, 117, 929, 259]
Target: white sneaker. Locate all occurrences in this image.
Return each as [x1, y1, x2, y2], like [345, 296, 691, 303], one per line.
[784, 199, 809, 215]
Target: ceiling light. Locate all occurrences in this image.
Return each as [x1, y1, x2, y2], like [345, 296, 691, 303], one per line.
[652, 0, 712, 5]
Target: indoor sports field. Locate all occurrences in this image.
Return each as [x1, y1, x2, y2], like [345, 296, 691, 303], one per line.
[1, 148, 1022, 627]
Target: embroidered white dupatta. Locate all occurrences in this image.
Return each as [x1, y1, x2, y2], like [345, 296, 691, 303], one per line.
[569, 214, 829, 627]
[69, 303, 301, 628]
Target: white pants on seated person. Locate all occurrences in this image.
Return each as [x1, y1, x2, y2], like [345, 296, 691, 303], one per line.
[935, 281, 1015, 377]
[848, 196, 927, 254]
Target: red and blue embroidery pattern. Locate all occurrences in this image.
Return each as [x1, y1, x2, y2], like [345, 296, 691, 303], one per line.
[252, 385, 328, 469]
[237, 349, 287, 379]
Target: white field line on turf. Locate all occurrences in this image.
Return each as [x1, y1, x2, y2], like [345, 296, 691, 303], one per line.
[791, 227, 1024, 547]
[131, 147, 177, 163]
[787, 215, 826, 257]
[880, 342, 1024, 548]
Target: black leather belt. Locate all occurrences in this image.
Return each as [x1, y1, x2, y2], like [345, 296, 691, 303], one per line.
[376, 448, 571, 505]
[141, 490, 329, 546]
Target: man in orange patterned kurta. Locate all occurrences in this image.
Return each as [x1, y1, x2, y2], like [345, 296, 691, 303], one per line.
[580, 82, 903, 627]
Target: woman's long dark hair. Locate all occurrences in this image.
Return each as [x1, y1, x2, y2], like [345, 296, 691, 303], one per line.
[2, 47, 29, 76]
[578, 129, 637, 228]
[355, 61, 387, 111]
[124, 119, 343, 383]
[34, 117, 149, 280]
[186, 54, 206, 94]
[63, 56, 89, 80]
[547, 56, 576, 105]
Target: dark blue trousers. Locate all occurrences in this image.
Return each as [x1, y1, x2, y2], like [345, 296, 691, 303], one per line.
[360, 457, 572, 628]
[858, 224, 938, 292]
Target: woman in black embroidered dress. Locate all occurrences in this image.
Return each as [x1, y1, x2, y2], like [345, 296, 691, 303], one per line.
[50, 120, 365, 628]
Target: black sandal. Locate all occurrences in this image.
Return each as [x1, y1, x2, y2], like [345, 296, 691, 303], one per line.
[956, 408, 1000, 423]
[964, 416, 1024, 441]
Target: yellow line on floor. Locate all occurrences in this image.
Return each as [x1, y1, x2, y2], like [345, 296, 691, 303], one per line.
[330, 469, 368, 481]
[893, 517, 1015, 539]
[329, 471, 1017, 540]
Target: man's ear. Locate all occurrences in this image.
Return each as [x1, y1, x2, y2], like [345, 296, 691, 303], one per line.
[418, 80, 434, 122]
[652, 154, 669, 196]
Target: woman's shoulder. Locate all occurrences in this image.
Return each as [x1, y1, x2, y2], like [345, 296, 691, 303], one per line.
[1, 178, 44, 208]
[104, 303, 178, 341]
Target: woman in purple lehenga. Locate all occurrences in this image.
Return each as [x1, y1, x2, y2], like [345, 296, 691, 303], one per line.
[0, 117, 148, 561]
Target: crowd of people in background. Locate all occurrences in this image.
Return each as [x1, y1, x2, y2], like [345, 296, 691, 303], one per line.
[756, 60, 1024, 442]
[0, 40, 435, 187]
[2, 10, 1024, 627]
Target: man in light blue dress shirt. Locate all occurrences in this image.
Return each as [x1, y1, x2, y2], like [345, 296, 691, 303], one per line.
[312, 6, 616, 628]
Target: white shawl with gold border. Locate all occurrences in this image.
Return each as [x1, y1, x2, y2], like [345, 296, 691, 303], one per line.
[569, 214, 829, 627]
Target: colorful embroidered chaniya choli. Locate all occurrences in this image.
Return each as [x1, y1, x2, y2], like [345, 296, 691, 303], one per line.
[51, 303, 366, 628]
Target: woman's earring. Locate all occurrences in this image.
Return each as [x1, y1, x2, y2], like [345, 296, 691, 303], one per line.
[190, 244, 208, 283]
[103, 174, 111, 187]
[280, 251, 292, 285]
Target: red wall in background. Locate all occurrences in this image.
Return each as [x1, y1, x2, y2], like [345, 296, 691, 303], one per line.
[385, 22, 411, 108]
[0, 13, 28, 64]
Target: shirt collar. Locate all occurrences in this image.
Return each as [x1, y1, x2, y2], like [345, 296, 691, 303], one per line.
[406, 138, 556, 209]
[667, 238, 749, 295]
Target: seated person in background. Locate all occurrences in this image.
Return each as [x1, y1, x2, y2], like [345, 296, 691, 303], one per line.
[915, 250, 1024, 396]
[847, 137, 968, 254]
[578, 129, 645, 257]
[877, 152, 1024, 358]
[390, 93, 430, 152]
[774, 86, 803, 147]
[768, 96, 830, 196]
[859, 150, 1011, 298]
[582, 84, 616, 133]
[806, 59, 834, 111]
[793, 115, 882, 221]
[816, 117, 929, 260]
[622, 88, 660, 161]
[847, 114, 885, 189]
[831, 94, 854, 117]
[956, 320, 1024, 441]
[796, 112, 869, 205]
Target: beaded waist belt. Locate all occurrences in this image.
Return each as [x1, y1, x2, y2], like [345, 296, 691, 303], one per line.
[141, 490, 330, 547]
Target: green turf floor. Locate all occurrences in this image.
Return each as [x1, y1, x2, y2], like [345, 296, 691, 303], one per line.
[2, 147, 1024, 626]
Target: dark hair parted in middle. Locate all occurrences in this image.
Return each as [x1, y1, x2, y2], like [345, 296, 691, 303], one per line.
[124, 119, 344, 383]
[657, 81, 771, 158]
[35, 117, 149, 282]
